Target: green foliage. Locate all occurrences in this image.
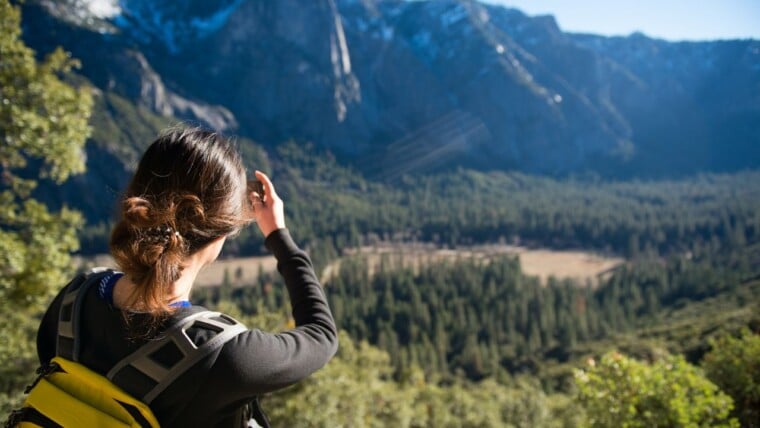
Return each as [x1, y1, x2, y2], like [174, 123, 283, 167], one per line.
[186, 286, 760, 428]
[73, 124, 760, 260]
[0, 305, 38, 417]
[703, 329, 760, 427]
[263, 331, 579, 428]
[271, 142, 760, 261]
[0, 199, 82, 305]
[309, 244, 758, 382]
[0, 0, 91, 414]
[89, 90, 170, 165]
[190, 300, 583, 427]
[195, 240, 760, 394]
[0, 0, 91, 185]
[575, 351, 738, 427]
[0, 0, 91, 307]
[630, 278, 760, 362]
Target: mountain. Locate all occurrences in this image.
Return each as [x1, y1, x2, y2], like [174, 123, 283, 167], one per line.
[18, 0, 760, 182]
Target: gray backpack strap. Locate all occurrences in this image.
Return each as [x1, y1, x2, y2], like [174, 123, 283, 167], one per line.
[56, 267, 115, 361]
[107, 311, 247, 404]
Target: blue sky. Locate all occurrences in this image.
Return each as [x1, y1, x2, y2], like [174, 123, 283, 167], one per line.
[485, 0, 760, 41]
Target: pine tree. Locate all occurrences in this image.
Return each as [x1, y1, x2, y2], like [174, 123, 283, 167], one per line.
[0, 0, 92, 309]
[0, 0, 93, 412]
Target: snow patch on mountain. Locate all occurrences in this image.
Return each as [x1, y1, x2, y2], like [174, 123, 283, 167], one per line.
[36, 0, 121, 32]
[81, 0, 120, 18]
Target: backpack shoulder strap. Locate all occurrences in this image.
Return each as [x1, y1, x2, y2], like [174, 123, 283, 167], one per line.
[107, 311, 247, 404]
[56, 267, 115, 361]
[55, 267, 247, 405]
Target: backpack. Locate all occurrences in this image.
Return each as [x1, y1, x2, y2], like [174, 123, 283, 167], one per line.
[6, 267, 248, 427]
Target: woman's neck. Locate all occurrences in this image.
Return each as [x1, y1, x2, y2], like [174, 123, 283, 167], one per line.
[113, 236, 226, 311]
[170, 259, 205, 303]
[112, 255, 205, 310]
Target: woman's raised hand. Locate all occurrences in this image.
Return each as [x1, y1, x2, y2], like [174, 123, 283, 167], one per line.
[250, 170, 286, 238]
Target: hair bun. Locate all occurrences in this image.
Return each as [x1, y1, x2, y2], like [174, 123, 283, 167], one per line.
[173, 194, 206, 225]
[123, 197, 155, 229]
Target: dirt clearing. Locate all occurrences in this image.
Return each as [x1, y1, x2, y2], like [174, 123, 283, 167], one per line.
[76, 244, 622, 288]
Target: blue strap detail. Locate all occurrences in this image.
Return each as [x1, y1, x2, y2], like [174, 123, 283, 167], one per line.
[96, 271, 192, 308]
[97, 272, 124, 306]
[169, 300, 192, 308]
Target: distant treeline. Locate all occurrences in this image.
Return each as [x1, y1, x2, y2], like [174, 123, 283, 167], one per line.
[81, 142, 760, 263]
[195, 236, 759, 385]
[239, 143, 760, 264]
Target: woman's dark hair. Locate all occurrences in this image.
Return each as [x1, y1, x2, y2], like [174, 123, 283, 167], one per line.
[110, 126, 249, 315]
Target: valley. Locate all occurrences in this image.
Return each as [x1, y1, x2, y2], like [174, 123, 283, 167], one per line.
[75, 243, 623, 288]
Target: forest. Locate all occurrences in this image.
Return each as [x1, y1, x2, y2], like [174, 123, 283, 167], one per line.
[196, 241, 758, 381]
[81, 139, 760, 264]
[186, 144, 760, 426]
[2, 1, 759, 426]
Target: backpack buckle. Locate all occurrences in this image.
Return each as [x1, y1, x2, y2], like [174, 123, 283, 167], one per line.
[24, 362, 61, 394]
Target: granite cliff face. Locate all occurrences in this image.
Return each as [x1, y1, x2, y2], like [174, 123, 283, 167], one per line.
[20, 0, 760, 177]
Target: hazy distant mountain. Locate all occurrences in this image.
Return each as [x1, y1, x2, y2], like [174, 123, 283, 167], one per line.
[19, 0, 760, 178]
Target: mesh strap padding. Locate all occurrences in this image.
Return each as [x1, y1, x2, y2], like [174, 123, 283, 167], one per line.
[54, 268, 247, 406]
[107, 311, 247, 404]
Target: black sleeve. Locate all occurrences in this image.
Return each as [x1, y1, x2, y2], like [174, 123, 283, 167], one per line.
[209, 228, 339, 397]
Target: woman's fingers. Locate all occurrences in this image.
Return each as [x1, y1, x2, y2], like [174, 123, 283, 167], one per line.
[251, 170, 286, 237]
[250, 190, 264, 209]
[255, 170, 277, 201]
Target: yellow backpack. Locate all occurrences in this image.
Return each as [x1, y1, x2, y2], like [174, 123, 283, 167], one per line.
[7, 268, 246, 427]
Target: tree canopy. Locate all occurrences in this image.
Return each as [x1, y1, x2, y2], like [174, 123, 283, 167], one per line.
[575, 351, 738, 427]
[0, 0, 92, 410]
[703, 329, 760, 427]
[0, 0, 92, 308]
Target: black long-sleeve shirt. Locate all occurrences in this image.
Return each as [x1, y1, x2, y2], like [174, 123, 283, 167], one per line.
[37, 229, 338, 427]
